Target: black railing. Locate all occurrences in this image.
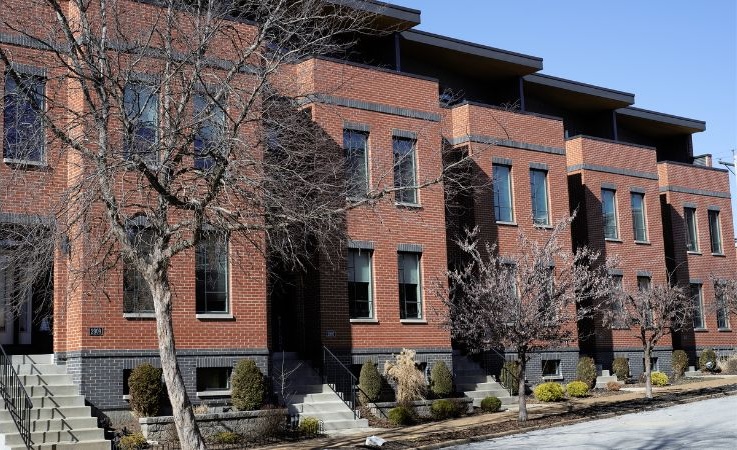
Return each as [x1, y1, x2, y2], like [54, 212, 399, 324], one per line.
[0, 346, 33, 449]
[321, 346, 359, 419]
[475, 348, 520, 397]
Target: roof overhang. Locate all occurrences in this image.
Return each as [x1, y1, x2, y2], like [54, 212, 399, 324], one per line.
[617, 107, 706, 137]
[524, 74, 635, 111]
[329, 0, 420, 31]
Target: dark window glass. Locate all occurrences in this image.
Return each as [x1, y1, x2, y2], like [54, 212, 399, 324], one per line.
[601, 189, 618, 239]
[691, 284, 704, 329]
[716, 289, 730, 329]
[638, 276, 652, 327]
[348, 249, 372, 319]
[3, 72, 45, 162]
[194, 94, 225, 170]
[493, 165, 513, 222]
[196, 367, 232, 391]
[542, 360, 560, 377]
[124, 83, 158, 163]
[398, 252, 421, 319]
[196, 232, 228, 314]
[685, 208, 698, 252]
[393, 137, 417, 204]
[344, 130, 369, 198]
[123, 226, 155, 313]
[530, 169, 549, 225]
[708, 210, 722, 254]
[631, 192, 647, 242]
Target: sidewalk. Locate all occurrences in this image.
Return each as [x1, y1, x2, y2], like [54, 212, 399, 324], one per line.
[263, 376, 737, 449]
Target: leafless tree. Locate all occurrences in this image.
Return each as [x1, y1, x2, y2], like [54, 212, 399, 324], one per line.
[712, 276, 737, 319]
[440, 215, 614, 421]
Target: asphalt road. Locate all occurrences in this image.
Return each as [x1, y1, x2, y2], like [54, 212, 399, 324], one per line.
[448, 395, 737, 449]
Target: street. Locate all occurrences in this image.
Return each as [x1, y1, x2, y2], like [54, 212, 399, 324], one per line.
[448, 395, 737, 449]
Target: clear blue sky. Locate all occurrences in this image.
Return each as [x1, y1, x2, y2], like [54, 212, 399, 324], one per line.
[391, 0, 737, 228]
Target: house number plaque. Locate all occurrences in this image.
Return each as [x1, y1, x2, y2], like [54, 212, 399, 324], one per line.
[89, 327, 104, 336]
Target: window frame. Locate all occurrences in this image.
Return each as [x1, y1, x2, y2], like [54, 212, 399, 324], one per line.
[397, 251, 422, 320]
[193, 93, 226, 170]
[195, 231, 229, 315]
[716, 289, 731, 330]
[601, 188, 619, 240]
[196, 366, 232, 394]
[123, 81, 159, 164]
[637, 275, 652, 327]
[392, 136, 418, 205]
[3, 71, 46, 164]
[123, 224, 155, 314]
[541, 359, 562, 379]
[708, 209, 723, 254]
[347, 248, 373, 320]
[344, 129, 370, 199]
[631, 192, 648, 242]
[691, 283, 705, 329]
[684, 207, 699, 252]
[493, 164, 514, 223]
[530, 168, 550, 226]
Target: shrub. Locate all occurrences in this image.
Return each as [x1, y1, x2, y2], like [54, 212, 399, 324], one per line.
[533, 382, 565, 402]
[358, 361, 382, 404]
[128, 363, 163, 417]
[480, 396, 502, 413]
[650, 371, 669, 386]
[699, 348, 718, 372]
[500, 360, 520, 395]
[671, 350, 689, 378]
[383, 349, 426, 405]
[576, 356, 597, 388]
[606, 381, 621, 391]
[721, 355, 737, 374]
[212, 431, 241, 445]
[430, 399, 460, 420]
[119, 433, 147, 450]
[612, 357, 629, 381]
[430, 361, 454, 398]
[387, 405, 415, 426]
[299, 417, 320, 435]
[566, 381, 589, 398]
[231, 359, 265, 411]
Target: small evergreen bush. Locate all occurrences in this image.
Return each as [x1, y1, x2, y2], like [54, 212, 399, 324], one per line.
[231, 359, 265, 411]
[500, 360, 520, 395]
[430, 399, 460, 420]
[480, 396, 502, 412]
[212, 431, 241, 445]
[699, 348, 718, 372]
[533, 382, 565, 402]
[576, 356, 597, 388]
[606, 381, 621, 391]
[119, 432, 147, 450]
[299, 417, 320, 435]
[566, 381, 589, 398]
[612, 357, 629, 381]
[650, 371, 669, 386]
[358, 361, 382, 404]
[128, 363, 163, 417]
[387, 405, 415, 426]
[671, 350, 689, 378]
[430, 361, 454, 398]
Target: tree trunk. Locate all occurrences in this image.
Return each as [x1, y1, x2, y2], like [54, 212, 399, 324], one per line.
[151, 278, 206, 450]
[517, 349, 527, 422]
[644, 343, 653, 399]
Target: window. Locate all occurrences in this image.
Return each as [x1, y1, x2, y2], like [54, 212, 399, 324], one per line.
[631, 193, 647, 242]
[530, 169, 549, 225]
[393, 137, 417, 204]
[348, 249, 373, 319]
[3, 72, 45, 163]
[601, 188, 618, 239]
[610, 275, 626, 328]
[196, 367, 232, 392]
[398, 252, 421, 319]
[195, 232, 229, 314]
[691, 284, 705, 329]
[123, 225, 155, 313]
[493, 165, 514, 222]
[124, 82, 158, 162]
[716, 290, 730, 329]
[193, 94, 225, 170]
[344, 130, 369, 198]
[684, 207, 698, 252]
[503, 263, 518, 300]
[638, 276, 652, 327]
[708, 210, 723, 254]
[541, 359, 561, 378]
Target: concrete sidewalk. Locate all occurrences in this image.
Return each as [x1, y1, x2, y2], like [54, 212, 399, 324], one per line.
[263, 376, 737, 449]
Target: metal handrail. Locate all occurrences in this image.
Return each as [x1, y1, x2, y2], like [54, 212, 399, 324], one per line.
[321, 346, 359, 419]
[476, 348, 520, 397]
[0, 346, 34, 449]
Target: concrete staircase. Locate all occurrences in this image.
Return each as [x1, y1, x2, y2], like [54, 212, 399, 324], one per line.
[271, 352, 368, 433]
[453, 354, 516, 408]
[0, 354, 109, 450]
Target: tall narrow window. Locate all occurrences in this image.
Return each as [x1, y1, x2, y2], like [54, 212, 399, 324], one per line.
[493, 165, 513, 222]
[610, 274, 626, 328]
[344, 130, 369, 198]
[398, 252, 421, 319]
[631, 192, 647, 242]
[601, 188, 618, 239]
[194, 94, 225, 170]
[393, 137, 417, 204]
[195, 232, 229, 314]
[124, 82, 158, 162]
[684, 207, 698, 252]
[708, 210, 723, 254]
[348, 249, 373, 319]
[123, 225, 155, 313]
[638, 276, 652, 327]
[4, 72, 45, 163]
[530, 169, 549, 225]
[691, 284, 705, 329]
[716, 290, 730, 329]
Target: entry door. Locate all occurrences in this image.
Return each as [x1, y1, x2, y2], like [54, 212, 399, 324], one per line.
[0, 256, 32, 345]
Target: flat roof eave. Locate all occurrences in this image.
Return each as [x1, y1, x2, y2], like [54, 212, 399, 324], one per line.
[525, 73, 635, 106]
[617, 107, 706, 133]
[329, 0, 421, 29]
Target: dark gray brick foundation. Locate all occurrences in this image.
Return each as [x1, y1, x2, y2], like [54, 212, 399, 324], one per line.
[593, 347, 673, 378]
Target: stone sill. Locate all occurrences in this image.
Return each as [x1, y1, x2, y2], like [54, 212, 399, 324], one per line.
[541, 375, 564, 381]
[197, 390, 231, 398]
[605, 238, 623, 243]
[687, 251, 702, 256]
[634, 240, 651, 245]
[350, 318, 379, 324]
[400, 319, 427, 324]
[496, 221, 518, 227]
[123, 313, 156, 319]
[196, 314, 234, 320]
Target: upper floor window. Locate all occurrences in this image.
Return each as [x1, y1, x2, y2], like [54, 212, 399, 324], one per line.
[708, 210, 723, 254]
[716, 288, 730, 329]
[398, 252, 421, 319]
[691, 283, 705, 329]
[3, 72, 45, 163]
[344, 130, 369, 198]
[193, 94, 225, 170]
[631, 192, 647, 242]
[123, 224, 155, 313]
[195, 231, 229, 314]
[347, 249, 373, 319]
[124, 82, 158, 163]
[684, 207, 698, 252]
[530, 169, 549, 226]
[637, 275, 652, 327]
[601, 188, 618, 239]
[493, 165, 514, 223]
[393, 137, 417, 205]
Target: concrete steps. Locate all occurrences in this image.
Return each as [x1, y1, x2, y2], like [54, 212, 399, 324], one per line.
[453, 354, 517, 407]
[0, 354, 110, 450]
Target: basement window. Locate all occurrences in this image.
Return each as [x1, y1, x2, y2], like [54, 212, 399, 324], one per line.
[542, 359, 562, 379]
[196, 367, 232, 394]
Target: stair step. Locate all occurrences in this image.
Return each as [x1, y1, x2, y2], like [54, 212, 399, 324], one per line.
[26, 385, 80, 397]
[13, 395, 86, 408]
[0, 406, 93, 421]
[10, 354, 55, 365]
[0, 416, 98, 433]
[2, 428, 105, 446]
[20, 374, 74, 387]
[289, 401, 351, 414]
[277, 384, 330, 395]
[14, 364, 68, 375]
[297, 410, 356, 422]
[5, 441, 111, 450]
[457, 382, 504, 391]
[289, 392, 343, 403]
[321, 418, 369, 431]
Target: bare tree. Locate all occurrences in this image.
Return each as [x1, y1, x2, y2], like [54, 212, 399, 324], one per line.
[440, 215, 614, 421]
[712, 277, 737, 320]
[600, 276, 690, 399]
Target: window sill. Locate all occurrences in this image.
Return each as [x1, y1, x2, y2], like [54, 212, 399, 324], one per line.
[496, 221, 518, 227]
[197, 390, 231, 398]
[3, 158, 48, 168]
[400, 319, 427, 324]
[717, 328, 732, 332]
[711, 252, 726, 257]
[542, 375, 563, 381]
[634, 240, 651, 245]
[693, 327, 708, 332]
[123, 313, 156, 319]
[605, 238, 623, 243]
[350, 318, 379, 324]
[123, 395, 130, 400]
[395, 202, 422, 209]
[687, 251, 702, 256]
[534, 224, 553, 229]
[196, 314, 234, 320]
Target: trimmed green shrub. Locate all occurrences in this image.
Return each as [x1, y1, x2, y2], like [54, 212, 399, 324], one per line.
[699, 348, 718, 371]
[480, 396, 502, 413]
[576, 357, 597, 388]
[566, 381, 589, 398]
[533, 382, 565, 402]
[430, 361, 454, 398]
[606, 381, 621, 391]
[387, 405, 415, 426]
[212, 431, 241, 445]
[612, 357, 629, 381]
[358, 361, 382, 404]
[672, 350, 689, 378]
[119, 432, 147, 450]
[128, 363, 163, 417]
[299, 417, 320, 435]
[430, 399, 460, 420]
[650, 371, 669, 386]
[500, 360, 520, 395]
[231, 359, 265, 411]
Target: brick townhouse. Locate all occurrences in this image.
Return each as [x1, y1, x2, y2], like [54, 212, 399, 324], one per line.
[0, 0, 734, 421]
